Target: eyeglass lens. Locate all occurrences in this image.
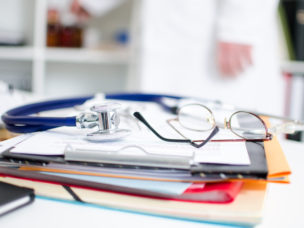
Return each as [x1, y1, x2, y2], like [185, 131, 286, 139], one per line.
[229, 112, 267, 139]
[178, 104, 214, 131]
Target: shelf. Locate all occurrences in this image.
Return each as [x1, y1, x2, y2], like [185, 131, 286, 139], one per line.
[0, 46, 130, 64]
[0, 46, 34, 61]
[45, 47, 130, 64]
[281, 61, 304, 74]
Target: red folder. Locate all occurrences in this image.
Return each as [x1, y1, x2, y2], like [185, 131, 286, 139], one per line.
[180, 181, 243, 203]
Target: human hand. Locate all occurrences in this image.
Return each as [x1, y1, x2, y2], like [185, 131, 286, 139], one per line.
[70, 0, 90, 20]
[217, 41, 253, 77]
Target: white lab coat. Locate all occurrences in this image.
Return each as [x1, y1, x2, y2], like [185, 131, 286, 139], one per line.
[82, 0, 284, 115]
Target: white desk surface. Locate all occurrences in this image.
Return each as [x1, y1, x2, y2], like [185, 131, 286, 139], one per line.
[1, 139, 304, 228]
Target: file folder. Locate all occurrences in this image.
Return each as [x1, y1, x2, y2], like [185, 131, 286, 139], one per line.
[0, 176, 243, 204]
[0, 176, 266, 226]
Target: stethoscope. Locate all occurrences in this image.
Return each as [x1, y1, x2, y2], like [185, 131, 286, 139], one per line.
[2, 92, 301, 142]
[1, 93, 184, 141]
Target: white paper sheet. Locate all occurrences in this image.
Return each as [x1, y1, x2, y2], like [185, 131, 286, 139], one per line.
[0, 134, 32, 155]
[10, 129, 250, 165]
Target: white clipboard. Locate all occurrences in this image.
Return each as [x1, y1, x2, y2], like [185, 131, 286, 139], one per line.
[64, 144, 195, 169]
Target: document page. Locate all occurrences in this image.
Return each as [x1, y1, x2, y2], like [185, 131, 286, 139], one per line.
[0, 134, 32, 155]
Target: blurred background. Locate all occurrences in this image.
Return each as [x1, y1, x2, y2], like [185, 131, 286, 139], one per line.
[0, 0, 303, 141]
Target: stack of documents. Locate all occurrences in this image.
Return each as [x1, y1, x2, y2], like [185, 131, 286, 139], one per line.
[0, 101, 291, 226]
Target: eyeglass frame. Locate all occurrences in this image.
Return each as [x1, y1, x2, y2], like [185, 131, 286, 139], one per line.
[166, 103, 272, 143]
[133, 103, 272, 148]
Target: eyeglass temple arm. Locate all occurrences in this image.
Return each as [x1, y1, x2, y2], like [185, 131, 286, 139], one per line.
[258, 112, 304, 123]
[133, 112, 219, 148]
[253, 112, 304, 134]
[133, 112, 192, 143]
[191, 126, 219, 148]
[269, 121, 304, 135]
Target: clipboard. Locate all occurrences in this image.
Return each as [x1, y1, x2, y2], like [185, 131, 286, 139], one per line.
[64, 144, 194, 169]
[190, 141, 268, 179]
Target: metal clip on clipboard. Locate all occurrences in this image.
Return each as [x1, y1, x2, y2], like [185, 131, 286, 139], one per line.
[64, 144, 195, 169]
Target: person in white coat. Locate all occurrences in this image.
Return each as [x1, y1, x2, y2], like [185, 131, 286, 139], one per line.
[71, 0, 284, 115]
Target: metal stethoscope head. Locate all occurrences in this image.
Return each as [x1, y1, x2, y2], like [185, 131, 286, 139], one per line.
[76, 102, 131, 142]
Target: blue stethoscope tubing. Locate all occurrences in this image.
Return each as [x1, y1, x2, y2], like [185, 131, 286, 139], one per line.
[2, 93, 183, 133]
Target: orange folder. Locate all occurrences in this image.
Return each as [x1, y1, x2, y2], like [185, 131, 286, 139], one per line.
[262, 116, 292, 183]
[264, 136, 291, 182]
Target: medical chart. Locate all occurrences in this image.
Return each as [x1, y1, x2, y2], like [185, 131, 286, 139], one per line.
[9, 102, 250, 165]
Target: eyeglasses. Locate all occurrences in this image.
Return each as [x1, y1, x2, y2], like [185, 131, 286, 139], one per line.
[133, 103, 272, 148]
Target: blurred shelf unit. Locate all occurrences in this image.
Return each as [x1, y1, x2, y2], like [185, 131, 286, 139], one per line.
[45, 48, 129, 64]
[281, 60, 304, 142]
[0, 46, 129, 64]
[0, 46, 34, 61]
[0, 0, 132, 95]
[281, 60, 304, 74]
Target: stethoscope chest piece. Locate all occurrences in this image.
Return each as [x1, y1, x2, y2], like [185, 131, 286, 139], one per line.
[77, 102, 131, 142]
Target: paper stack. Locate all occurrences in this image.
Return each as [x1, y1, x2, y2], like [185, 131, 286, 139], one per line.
[0, 103, 291, 227]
